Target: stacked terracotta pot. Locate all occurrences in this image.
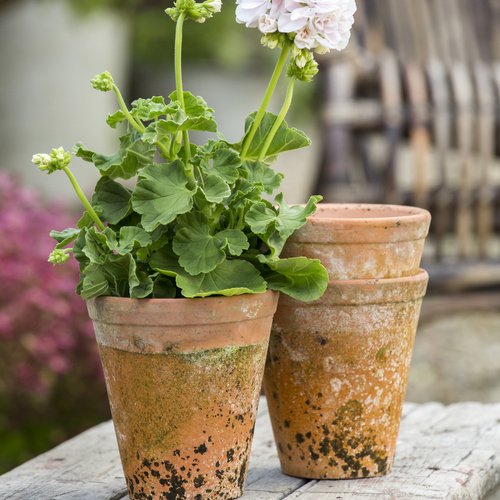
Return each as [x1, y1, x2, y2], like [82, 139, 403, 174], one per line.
[263, 204, 431, 479]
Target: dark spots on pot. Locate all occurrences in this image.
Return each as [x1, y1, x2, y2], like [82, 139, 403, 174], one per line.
[284, 419, 290, 428]
[287, 443, 292, 451]
[194, 443, 207, 454]
[305, 399, 310, 405]
[272, 391, 278, 400]
[319, 338, 328, 345]
[237, 457, 248, 491]
[278, 442, 284, 453]
[283, 400, 389, 478]
[193, 474, 206, 488]
[226, 448, 235, 462]
[317, 392, 323, 398]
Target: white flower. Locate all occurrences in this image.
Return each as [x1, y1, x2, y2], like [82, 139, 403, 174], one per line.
[258, 13, 279, 33]
[236, 0, 271, 27]
[279, 0, 356, 51]
[237, 0, 356, 52]
[207, 0, 222, 13]
[293, 23, 319, 50]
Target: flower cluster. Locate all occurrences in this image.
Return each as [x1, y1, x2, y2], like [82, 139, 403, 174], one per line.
[236, 0, 356, 52]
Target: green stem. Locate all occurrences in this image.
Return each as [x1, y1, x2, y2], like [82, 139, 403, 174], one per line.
[240, 43, 290, 160]
[112, 84, 145, 134]
[62, 166, 105, 231]
[257, 76, 297, 162]
[175, 12, 191, 163]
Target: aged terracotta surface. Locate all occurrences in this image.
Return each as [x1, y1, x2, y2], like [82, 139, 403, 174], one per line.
[263, 271, 428, 479]
[87, 291, 279, 500]
[281, 203, 431, 280]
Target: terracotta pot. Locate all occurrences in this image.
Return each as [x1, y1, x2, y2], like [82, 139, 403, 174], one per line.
[87, 290, 279, 500]
[263, 270, 428, 479]
[281, 203, 431, 280]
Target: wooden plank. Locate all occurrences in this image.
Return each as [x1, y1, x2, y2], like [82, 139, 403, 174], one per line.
[287, 402, 500, 500]
[0, 420, 127, 500]
[1, 399, 500, 499]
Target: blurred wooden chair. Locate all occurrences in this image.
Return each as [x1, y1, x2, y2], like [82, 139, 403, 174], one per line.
[314, 0, 500, 291]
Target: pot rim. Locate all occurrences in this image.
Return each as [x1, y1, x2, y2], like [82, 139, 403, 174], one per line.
[310, 203, 430, 223]
[278, 269, 429, 306]
[86, 289, 279, 326]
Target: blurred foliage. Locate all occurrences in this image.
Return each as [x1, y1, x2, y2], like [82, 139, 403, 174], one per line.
[0, 172, 110, 474]
[132, 0, 267, 68]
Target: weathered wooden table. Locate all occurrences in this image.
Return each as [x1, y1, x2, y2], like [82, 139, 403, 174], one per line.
[1, 397, 500, 500]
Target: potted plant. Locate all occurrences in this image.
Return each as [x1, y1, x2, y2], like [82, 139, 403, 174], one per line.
[31, 0, 357, 497]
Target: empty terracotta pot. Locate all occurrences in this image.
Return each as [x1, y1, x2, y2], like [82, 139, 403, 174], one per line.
[263, 270, 428, 479]
[87, 290, 279, 500]
[281, 203, 431, 280]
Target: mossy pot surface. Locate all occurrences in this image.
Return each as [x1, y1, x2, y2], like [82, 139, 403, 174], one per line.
[281, 203, 431, 280]
[87, 291, 279, 500]
[263, 271, 428, 479]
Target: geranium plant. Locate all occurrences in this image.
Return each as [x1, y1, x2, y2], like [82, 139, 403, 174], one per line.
[33, 0, 356, 302]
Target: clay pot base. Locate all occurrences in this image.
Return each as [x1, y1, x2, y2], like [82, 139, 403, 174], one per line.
[87, 291, 279, 500]
[264, 271, 428, 480]
[101, 343, 267, 499]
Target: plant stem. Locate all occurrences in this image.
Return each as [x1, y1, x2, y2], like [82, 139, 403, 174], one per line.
[112, 84, 145, 134]
[257, 75, 297, 162]
[62, 167, 105, 231]
[240, 43, 290, 160]
[175, 12, 191, 163]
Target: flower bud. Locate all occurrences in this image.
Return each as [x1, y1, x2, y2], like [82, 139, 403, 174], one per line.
[48, 248, 71, 265]
[32, 147, 72, 174]
[90, 71, 114, 92]
[287, 56, 318, 82]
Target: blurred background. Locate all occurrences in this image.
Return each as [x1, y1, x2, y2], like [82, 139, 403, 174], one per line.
[0, 0, 500, 475]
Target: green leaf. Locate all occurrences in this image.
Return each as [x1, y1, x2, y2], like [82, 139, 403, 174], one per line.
[80, 263, 110, 299]
[172, 212, 226, 275]
[177, 260, 267, 298]
[77, 211, 96, 229]
[105, 253, 154, 298]
[131, 160, 195, 231]
[214, 229, 249, 256]
[82, 227, 111, 264]
[168, 91, 217, 133]
[201, 174, 231, 203]
[131, 96, 169, 121]
[259, 256, 328, 301]
[245, 194, 322, 256]
[92, 177, 132, 224]
[73, 142, 95, 163]
[244, 201, 277, 236]
[233, 112, 310, 161]
[152, 275, 177, 298]
[150, 246, 266, 297]
[106, 110, 127, 129]
[50, 228, 80, 248]
[208, 148, 241, 183]
[273, 193, 322, 237]
[241, 161, 283, 194]
[104, 226, 152, 255]
[150, 244, 183, 278]
[93, 132, 156, 180]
